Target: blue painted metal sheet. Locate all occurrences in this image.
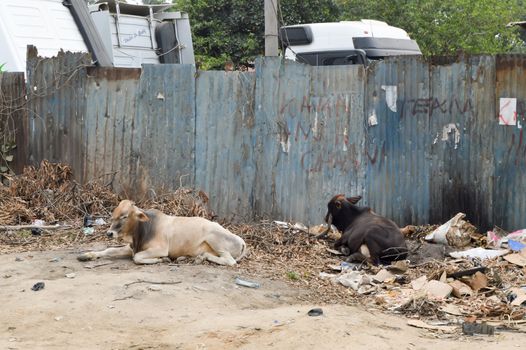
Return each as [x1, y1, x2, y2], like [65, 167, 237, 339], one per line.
[494, 55, 526, 231]
[365, 56, 498, 230]
[195, 71, 256, 221]
[254, 57, 365, 225]
[133, 64, 196, 194]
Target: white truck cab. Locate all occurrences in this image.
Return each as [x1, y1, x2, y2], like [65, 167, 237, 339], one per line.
[280, 20, 421, 66]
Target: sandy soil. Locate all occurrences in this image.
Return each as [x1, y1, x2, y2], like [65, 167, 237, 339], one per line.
[1, 246, 525, 350]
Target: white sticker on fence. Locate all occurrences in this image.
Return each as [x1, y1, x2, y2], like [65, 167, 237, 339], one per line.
[499, 98, 517, 126]
[381, 85, 397, 112]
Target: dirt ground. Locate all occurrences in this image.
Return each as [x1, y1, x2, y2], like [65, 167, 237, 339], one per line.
[1, 245, 525, 350]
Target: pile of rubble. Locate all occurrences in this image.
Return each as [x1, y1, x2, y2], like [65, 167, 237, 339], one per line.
[314, 213, 526, 334]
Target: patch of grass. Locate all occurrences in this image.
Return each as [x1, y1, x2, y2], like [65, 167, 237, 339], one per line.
[286, 271, 300, 281]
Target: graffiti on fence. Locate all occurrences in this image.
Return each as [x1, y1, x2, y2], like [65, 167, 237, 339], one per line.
[397, 97, 475, 118]
[276, 93, 362, 173]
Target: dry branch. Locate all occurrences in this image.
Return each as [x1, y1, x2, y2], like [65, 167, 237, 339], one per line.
[0, 224, 73, 231]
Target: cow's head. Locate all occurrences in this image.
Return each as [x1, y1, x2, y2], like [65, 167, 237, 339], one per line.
[324, 194, 362, 232]
[107, 200, 149, 241]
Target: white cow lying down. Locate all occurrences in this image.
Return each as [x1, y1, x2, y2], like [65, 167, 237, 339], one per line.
[78, 200, 247, 266]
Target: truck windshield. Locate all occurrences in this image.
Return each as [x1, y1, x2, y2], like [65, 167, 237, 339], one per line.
[295, 50, 368, 66]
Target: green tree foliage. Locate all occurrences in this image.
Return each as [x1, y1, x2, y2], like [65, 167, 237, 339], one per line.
[174, 0, 525, 69]
[175, 0, 339, 69]
[334, 0, 526, 56]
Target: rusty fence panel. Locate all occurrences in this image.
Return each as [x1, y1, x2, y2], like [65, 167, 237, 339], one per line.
[0, 71, 27, 175]
[253, 58, 366, 224]
[493, 55, 526, 231]
[16, 52, 526, 230]
[26, 47, 91, 179]
[365, 56, 500, 231]
[195, 70, 257, 221]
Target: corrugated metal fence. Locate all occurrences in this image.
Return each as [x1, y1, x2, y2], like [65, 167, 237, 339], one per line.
[3, 49, 526, 231]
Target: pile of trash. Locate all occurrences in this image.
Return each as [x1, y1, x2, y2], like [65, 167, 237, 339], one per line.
[316, 213, 526, 334]
[0, 161, 525, 334]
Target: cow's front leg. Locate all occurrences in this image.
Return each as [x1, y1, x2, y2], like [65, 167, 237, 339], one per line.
[78, 245, 133, 261]
[197, 251, 236, 266]
[132, 247, 169, 265]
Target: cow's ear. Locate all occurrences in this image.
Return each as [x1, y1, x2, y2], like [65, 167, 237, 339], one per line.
[347, 196, 362, 204]
[136, 211, 149, 222]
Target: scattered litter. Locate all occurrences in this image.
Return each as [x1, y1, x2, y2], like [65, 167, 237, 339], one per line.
[411, 276, 428, 291]
[84, 216, 107, 227]
[65, 273, 76, 279]
[31, 282, 45, 291]
[82, 227, 95, 235]
[337, 271, 372, 291]
[15, 257, 23, 262]
[508, 288, 526, 306]
[83, 215, 95, 227]
[326, 248, 343, 255]
[387, 260, 409, 273]
[48, 257, 61, 263]
[422, 280, 453, 299]
[503, 249, 526, 267]
[425, 212, 474, 247]
[32, 219, 45, 226]
[107, 305, 115, 309]
[273, 221, 289, 229]
[31, 228, 42, 236]
[148, 285, 162, 291]
[94, 218, 106, 226]
[328, 261, 360, 272]
[54, 316, 64, 321]
[487, 228, 526, 249]
[449, 247, 509, 260]
[307, 308, 323, 316]
[318, 272, 337, 280]
[509, 240, 526, 252]
[462, 322, 495, 336]
[407, 319, 456, 332]
[449, 280, 473, 298]
[235, 277, 261, 289]
[440, 304, 464, 316]
[465, 271, 488, 292]
[372, 269, 395, 283]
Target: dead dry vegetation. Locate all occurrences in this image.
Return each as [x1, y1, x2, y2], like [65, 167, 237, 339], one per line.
[1, 161, 525, 336]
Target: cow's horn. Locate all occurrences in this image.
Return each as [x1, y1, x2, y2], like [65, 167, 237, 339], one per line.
[316, 213, 332, 239]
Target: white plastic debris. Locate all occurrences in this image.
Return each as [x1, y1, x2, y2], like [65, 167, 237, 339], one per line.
[425, 212, 472, 247]
[449, 247, 509, 260]
[94, 218, 107, 226]
[336, 271, 371, 291]
[32, 219, 45, 226]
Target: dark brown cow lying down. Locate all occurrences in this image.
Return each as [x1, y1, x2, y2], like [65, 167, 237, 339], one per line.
[78, 200, 246, 266]
[321, 194, 407, 265]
